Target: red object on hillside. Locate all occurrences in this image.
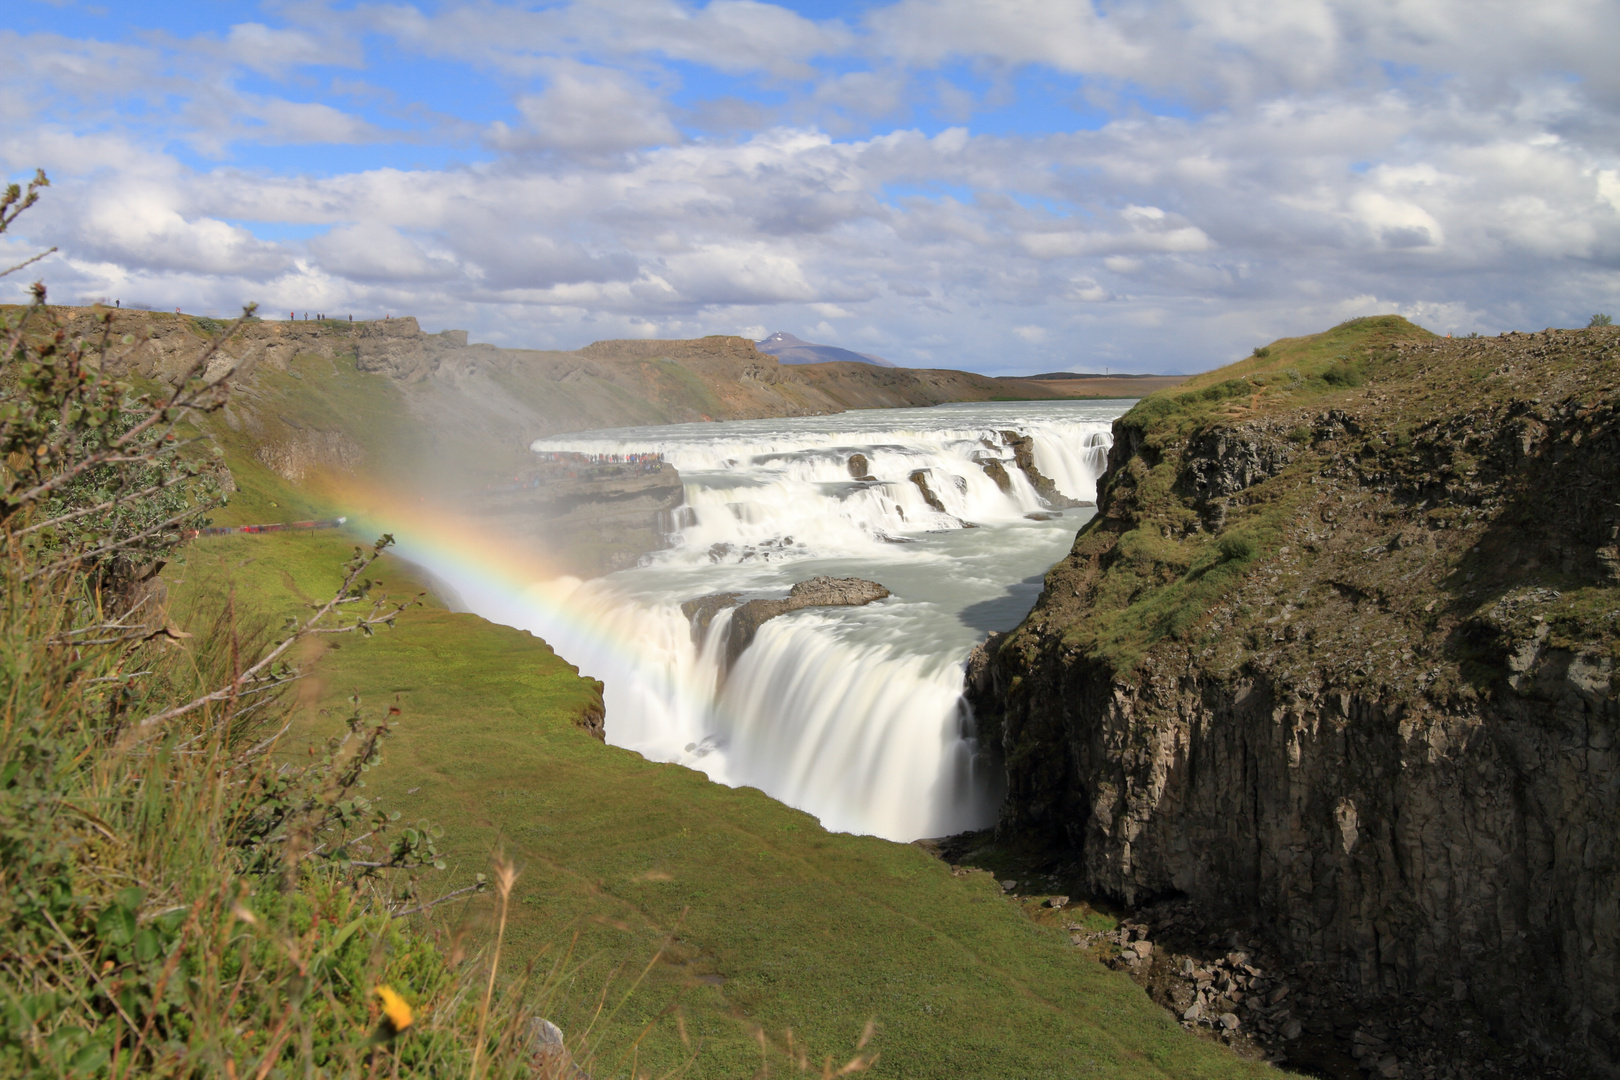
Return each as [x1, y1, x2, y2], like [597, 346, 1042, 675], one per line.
[186, 516, 348, 539]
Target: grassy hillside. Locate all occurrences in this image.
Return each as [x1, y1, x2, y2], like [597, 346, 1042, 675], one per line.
[13, 305, 1171, 493]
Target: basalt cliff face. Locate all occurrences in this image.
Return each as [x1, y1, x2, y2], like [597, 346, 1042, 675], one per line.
[969, 318, 1620, 1072]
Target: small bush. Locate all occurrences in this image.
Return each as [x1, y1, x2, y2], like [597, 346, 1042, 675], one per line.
[1216, 533, 1258, 561]
[1175, 378, 1253, 409]
[1590, 313, 1613, 328]
[1251, 346, 1270, 359]
[1322, 360, 1364, 387]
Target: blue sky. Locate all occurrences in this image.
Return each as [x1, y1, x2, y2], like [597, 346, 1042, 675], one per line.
[4, 0, 1618, 374]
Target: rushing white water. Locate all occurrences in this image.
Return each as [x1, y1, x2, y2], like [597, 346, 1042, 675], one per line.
[407, 400, 1128, 842]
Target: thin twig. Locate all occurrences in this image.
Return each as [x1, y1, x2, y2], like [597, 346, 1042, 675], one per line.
[470, 859, 518, 1080]
[36, 904, 142, 1037]
[0, 246, 57, 279]
[390, 882, 486, 918]
[130, 544, 403, 735]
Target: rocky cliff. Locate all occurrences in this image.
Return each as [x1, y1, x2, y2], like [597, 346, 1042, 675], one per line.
[463, 461, 686, 577]
[969, 317, 1620, 1073]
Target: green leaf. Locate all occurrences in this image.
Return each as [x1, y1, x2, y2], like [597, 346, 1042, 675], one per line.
[69, 1037, 110, 1076]
[326, 916, 366, 952]
[97, 905, 136, 947]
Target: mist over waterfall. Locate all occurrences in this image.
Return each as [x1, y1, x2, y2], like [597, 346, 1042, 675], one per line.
[410, 401, 1125, 841]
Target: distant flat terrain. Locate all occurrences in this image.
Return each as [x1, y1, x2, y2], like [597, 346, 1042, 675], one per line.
[1002, 373, 1188, 398]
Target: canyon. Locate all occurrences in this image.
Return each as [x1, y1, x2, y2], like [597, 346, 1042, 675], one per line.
[35, 300, 1618, 1074]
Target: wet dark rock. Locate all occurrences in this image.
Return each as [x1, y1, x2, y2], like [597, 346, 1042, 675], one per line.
[1055, 894, 1590, 1077]
[679, 592, 742, 644]
[683, 577, 891, 671]
[1177, 425, 1296, 505]
[978, 456, 1013, 493]
[999, 429, 1081, 509]
[979, 325, 1620, 1077]
[909, 469, 947, 512]
[848, 452, 876, 481]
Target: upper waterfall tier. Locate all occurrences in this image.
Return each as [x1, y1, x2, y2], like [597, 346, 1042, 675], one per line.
[532, 402, 1115, 564]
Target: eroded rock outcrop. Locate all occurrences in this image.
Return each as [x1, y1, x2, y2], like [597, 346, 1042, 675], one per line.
[1000, 429, 1081, 509]
[683, 577, 891, 671]
[466, 461, 687, 577]
[973, 319, 1620, 1075]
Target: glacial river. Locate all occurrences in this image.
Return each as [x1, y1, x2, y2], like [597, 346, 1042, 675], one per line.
[406, 400, 1129, 842]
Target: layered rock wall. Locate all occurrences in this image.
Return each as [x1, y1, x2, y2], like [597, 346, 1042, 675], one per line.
[974, 323, 1620, 1071]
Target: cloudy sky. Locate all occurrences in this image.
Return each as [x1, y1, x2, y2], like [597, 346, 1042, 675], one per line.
[4, 0, 1618, 374]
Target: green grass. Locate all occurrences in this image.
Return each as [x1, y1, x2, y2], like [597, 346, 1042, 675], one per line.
[1120, 315, 1433, 441]
[173, 530, 1274, 1078]
[163, 527, 1274, 1078]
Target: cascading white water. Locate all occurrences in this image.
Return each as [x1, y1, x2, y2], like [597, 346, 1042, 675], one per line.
[402, 400, 1127, 842]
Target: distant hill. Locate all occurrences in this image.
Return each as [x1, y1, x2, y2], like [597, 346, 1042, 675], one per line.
[757, 331, 897, 368]
[1024, 371, 1170, 380]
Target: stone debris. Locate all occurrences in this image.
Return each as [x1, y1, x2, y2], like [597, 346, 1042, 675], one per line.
[1063, 896, 1590, 1078]
[527, 1017, 590, 1079]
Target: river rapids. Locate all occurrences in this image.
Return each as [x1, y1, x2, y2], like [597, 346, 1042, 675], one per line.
[409, 400, 1128, 842]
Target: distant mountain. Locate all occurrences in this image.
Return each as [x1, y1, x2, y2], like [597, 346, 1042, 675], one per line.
[757, 331, 897, 368]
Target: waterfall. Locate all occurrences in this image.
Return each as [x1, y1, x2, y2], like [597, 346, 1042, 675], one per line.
[409, 402, 1124, 842]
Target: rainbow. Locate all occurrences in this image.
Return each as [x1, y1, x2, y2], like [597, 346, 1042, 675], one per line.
[322, 479, 729, 749]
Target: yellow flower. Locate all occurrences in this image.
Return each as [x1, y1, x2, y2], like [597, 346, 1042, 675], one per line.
[375, 985, 414, 1033]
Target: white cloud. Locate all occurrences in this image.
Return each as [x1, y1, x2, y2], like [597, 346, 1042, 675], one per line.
[1012, 324, 1046, 342]
[1019, 205, 1217, 259]
[1067, 277, 1111, 301]
[223, 23, 360, 76]
[486, 61, 680, 154]
[308, 223, 457, 282]
[4, 1, 1620, 373]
